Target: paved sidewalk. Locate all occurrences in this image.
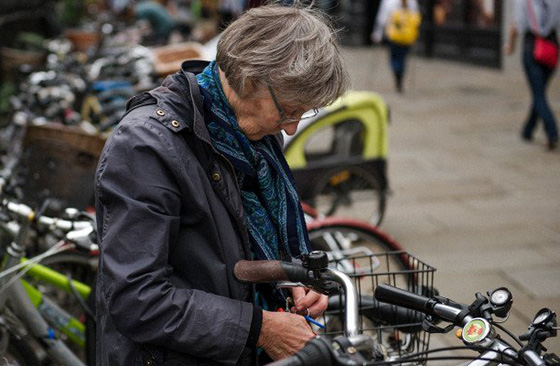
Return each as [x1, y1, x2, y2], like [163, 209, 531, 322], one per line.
[341, 46, 560, 357]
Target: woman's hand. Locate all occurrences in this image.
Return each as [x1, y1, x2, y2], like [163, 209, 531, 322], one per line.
[290, 287, 328, 318]
[258, 310, 315, 360]
[371, 32, 382, 44]
[503, 24, 518, 56]
[503, 42, 514, 56]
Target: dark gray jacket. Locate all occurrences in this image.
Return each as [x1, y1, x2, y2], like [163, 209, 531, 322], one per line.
[94, 61, 258, 366]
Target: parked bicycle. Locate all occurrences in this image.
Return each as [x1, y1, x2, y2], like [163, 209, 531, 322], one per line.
[0, 197, 97, 366]
[256, 278, 558, 366]
[373, 284, 559, 365]
[234, 249, 435, 365]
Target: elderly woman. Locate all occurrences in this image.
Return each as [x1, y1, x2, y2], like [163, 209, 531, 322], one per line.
[94, 4, 350, 366]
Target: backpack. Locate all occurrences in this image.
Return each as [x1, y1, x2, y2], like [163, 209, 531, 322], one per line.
[386, 8, 421, 46]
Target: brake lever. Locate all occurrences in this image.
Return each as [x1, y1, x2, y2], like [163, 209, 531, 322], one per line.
[422, 315, 455, 334]
[276, 281, 305, 289]
[543, 353, 560, 365]
[276, 279, 340, 295]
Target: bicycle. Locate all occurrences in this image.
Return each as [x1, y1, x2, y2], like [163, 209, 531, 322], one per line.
[305, 212, 410, 273]
[370, 284, 559, 365]
[0, 197, 98, 366]
[298, 202, 435, 359]
[253, 265, 558, 366]
[235, 248, 435, 364]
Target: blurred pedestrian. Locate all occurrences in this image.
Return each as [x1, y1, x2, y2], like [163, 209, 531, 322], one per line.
[372, 0, 421, 93]
[134, 0, 176, 45]
[504, 0, 560, 151]
[217, 0, 244, 31]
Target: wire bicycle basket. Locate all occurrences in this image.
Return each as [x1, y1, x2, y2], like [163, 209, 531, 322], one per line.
[317, 251, 436, 364]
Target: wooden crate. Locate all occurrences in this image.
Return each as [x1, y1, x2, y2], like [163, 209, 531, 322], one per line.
[21, 123, 106, 211]
[151, 42, 205, 77]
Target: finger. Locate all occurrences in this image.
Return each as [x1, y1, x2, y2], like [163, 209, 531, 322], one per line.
[307, 294, 329, 318]
[294, 290, 321, 313]
[291, 287, 307, 306]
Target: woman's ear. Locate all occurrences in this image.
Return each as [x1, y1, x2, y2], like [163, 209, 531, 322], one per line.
[242, 78, 266, 101]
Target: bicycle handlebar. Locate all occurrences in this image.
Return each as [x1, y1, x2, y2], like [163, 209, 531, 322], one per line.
[375, 284, 466, 325]
[267, 337, 336, 366]
[235, 255, 360, 337]
[374, 284, 430, 313]
[234, 260, 310, 284]
[3, 199, 93, 232]
[374, 284, 556, 366]
[0, 199, 98, 252]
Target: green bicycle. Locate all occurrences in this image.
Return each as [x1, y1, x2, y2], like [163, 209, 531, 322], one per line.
[0, 198, 97, 366]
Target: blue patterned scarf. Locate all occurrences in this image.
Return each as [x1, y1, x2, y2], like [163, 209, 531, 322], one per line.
[196, 61, 310, 261]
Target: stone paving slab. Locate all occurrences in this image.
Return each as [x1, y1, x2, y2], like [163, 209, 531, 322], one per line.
[506, 267, 560, 298]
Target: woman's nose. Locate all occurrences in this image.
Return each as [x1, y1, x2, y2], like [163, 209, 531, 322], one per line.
[281, 121, 300, 136]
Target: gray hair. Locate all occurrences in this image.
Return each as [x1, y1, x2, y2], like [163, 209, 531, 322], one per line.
[216, 4, 350, 108]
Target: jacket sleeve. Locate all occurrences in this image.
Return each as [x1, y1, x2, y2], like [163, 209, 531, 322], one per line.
[95, 114, 253, 364]
[373, 0, 392, 41]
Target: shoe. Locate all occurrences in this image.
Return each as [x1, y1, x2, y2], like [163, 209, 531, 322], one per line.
[521, 132, 533, 142]
[547, 138, 558, 151]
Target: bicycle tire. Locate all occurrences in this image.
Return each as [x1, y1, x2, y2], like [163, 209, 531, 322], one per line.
[309, 165, 386, 226]
[306, 217, 408, 271]
[39, 251, 98, 284]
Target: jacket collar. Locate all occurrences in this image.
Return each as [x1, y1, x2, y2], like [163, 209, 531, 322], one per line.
[147, 60, 212, 144]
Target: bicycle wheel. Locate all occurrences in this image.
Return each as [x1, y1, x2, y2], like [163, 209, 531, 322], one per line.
[309, 166, 386, 226]
[306, 217, 408, 273]
[39, 251, 98, 286]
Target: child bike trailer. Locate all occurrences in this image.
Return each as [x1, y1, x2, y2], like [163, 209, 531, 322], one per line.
[283, 90, 390, 226]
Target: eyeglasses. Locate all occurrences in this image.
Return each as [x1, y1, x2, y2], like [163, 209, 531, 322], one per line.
[267, 85, 319, 124]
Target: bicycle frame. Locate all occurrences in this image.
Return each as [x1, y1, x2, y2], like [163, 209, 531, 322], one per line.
[18, 257, 91, 347]
[20, 278, 87, 347]
[0, 207, 95, 365]
[1, 241, 87, 365]
[21, 257, 91, 298]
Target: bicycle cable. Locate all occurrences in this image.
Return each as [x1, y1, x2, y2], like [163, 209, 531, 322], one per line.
[67, 272, 95, 319]
[0, 240, 74, 296]
[363, 345, 524, 366]
[493, 321, 525, 347]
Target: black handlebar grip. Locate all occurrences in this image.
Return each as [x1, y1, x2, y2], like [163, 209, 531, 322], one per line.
[266, 337, 334, 366]
[329, 295, 425, 333]
[234, 260, 309, 284]
[374, 284, 431, 313]
[266, 356, 302, 366]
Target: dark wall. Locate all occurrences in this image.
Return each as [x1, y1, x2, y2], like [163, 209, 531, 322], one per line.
[419, 0, 504, 68]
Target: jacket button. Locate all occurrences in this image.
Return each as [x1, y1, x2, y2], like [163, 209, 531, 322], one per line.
[171, 120, 180, 128]
[156, 109, 165, 116]
[212, 173, 221, 182]
[145, 359, 153, 366]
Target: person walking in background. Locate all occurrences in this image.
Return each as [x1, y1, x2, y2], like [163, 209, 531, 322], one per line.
[217, 0, 245, 31]
[372, 0, 421, 93]
[504, 0, 560, 151]
[133, 0, 177, 45]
